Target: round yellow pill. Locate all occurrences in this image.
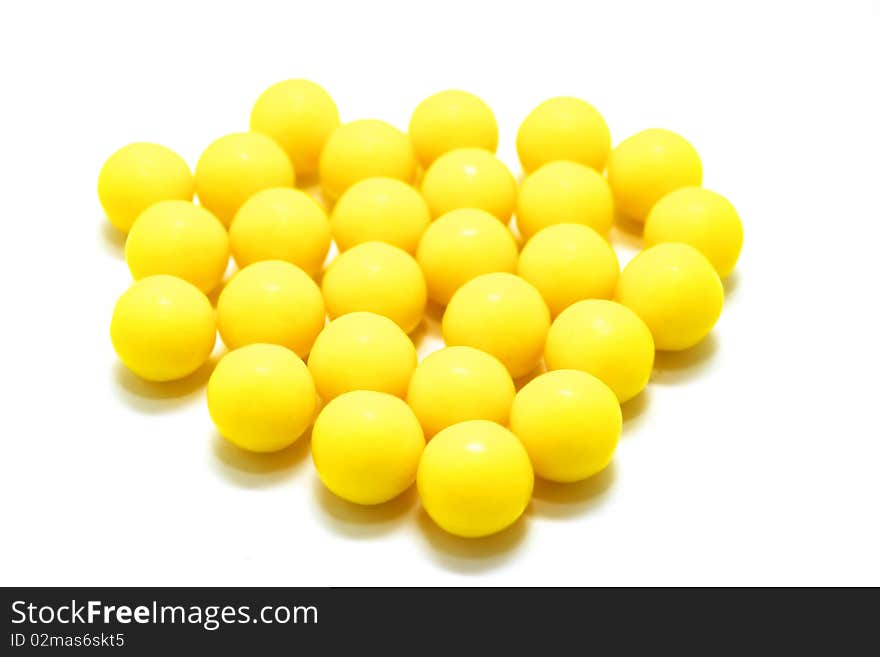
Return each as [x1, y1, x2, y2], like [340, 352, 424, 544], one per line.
[442, 273, 550, 378]
[418, 420, 533, 538]
[216, 260, 324, 357]
[208, 344, 316, 453]
[229, 187, 331, 277]
[110, 275, 215, 382]
[330, 177, 430, 254]
[517, 223, 619, 317]
[420, 148, 516, 222]
[516, 97, 611, 174]
[406, 346, 515, 438]
[644, 187, 744, 278]
[319, 119, 416, 202]
[312, 390, 425, 505]
[545, 300, 654, 403]
[125, 200, 229, 294]
[322, 242, 426, 334]
[607, 128, 702, 222]
[195, 132, 294, 226]
[307, 312, 417, 400]
[250, 79, 339, 177]
[98, 142, 193, 234]
[510, 369, 621, 483]
[615, 243, 723, 351]
[416, 208, 519, 305]
[515, 160, 614, 240]
[408, 90, 498, 168]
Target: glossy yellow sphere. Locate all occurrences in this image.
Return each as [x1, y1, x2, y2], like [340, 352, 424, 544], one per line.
[442, 273, 550, 378]
[516, 97, 610, 174]
[644, 187, 744, 278]
[98, 142, 193, 233]
[408, 90, 498, 168]
[416, 208, 519, 305]
[607, 128, 702, 222]
[517, 223, 619, 317]
[194, 132, 294, 226]
[319, 119, 416, 202]
[516, 160, 614, 240]
[420, 148, 516, 222]
[216, 260, 324, 357]
[110, 275, 215, 382]
[510, 370, 621, 483]
[125, 200, 228, 294]
[322, 242, 426, 334]
[307, 312, 417, 400]
[330, 177, 430, 254]
[616, 243, 723, 351]
[545, 300, 654, 403]
[229, 187, 331, 277]
[207, 344, 316, 453]
[406, 346, 515, 438]
[418, 420, 533, 538]
[312, 391, 425, 505]
[250, 79, 339, 177]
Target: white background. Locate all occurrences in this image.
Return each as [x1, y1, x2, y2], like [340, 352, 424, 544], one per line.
[1, 0, 878, 586]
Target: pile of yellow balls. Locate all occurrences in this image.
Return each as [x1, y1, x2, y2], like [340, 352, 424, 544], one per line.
[102, 80, 742, 539]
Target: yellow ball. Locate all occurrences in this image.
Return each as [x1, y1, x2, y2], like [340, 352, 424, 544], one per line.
[517, 223, 619, 317]
[406, 346, 515, 438]
[217, 260, 324, 357]
[615, 243, 723, 351]
[416, 208, 519, 305]
[250, 79, 339, 177]
[644, 187, 744, 278]
[125, 200, 229, 294]
[98, 142, 193, 234]
[312, 391, 425, 505]
[208, 344, 316, 453]
[319, 119, 416, 202]
[418, 420, 533, 538]
[307, 312, 417, 400]
[545, 300, 654, 403]
[420, 147, 516, 222]
[330, 177, 430, 254]
[607, 128, 702, 222]
[408, 90, 498, 168]
[516, 97, 610, 174]
[229, 187, 331, 277]
[442, 273, 550, 378]
[516, 160, 614, 240]
[195, 132, 294, 226]
[110, 275, 215, 382]
[510, 370, 621, 483]
[322, 242, 426, 334]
